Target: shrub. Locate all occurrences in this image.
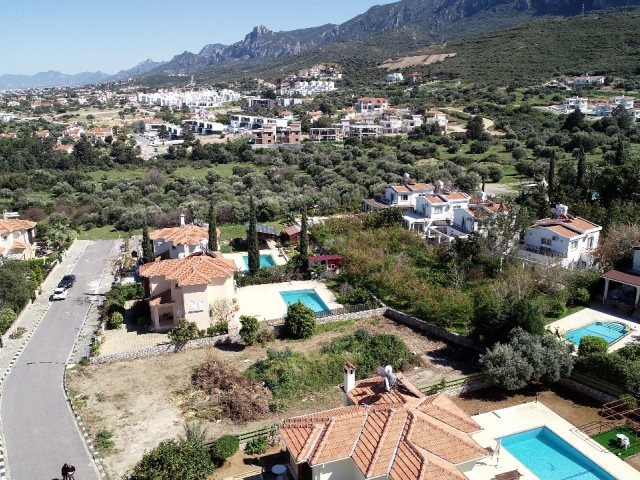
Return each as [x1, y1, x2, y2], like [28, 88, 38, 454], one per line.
[94, 429, 114, 454]
[256, 325, 276, 346]
[168, 319, 200, 347]
[130, 439, 213, 480]
[207, 322, 228, 336]
[108, 312, 124, 329]
[239, 315, 259, 345]
[0, 308, 17, 336]
[245, 436, 269, 456]
[211, 435, 240, 462]
[284, 300, 316, 339]
[578, 336, 609, 357]
[573, 287, 590, 304]
[619, 394, 638, 411]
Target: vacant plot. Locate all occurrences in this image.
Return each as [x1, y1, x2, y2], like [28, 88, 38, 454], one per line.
[66, 316, 475, 477]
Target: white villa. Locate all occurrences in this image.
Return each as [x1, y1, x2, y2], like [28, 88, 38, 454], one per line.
[139, 252, 237, 332]
[426, 110, 449, 132]
[519, 204, 601, 269]
[149, 215, 219, 260]
[280, 364, 489, 480]
[564, 96, 588, 112]
[0, 212, 37, 260]
[363, 180, 435, 212]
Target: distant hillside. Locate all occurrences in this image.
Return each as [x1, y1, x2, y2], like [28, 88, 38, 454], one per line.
[148, 0, 640, 76]
[0, 70, 110, 90]
[139, 9, 640, 88]
[419, 10, 640, 83]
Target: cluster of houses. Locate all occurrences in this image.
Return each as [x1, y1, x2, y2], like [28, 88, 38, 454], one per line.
[136, 89, 241, 108]
[280, 80, 336, 97]
[365, 178, 602, 269]
[562, 94, 639, 121]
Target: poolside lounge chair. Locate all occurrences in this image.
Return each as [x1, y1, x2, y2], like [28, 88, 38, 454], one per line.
[494, 470, 523, 480]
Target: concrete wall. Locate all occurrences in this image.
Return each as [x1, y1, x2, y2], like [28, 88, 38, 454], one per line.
[313, 458, 354, 480]
[558, 378, 617, 403]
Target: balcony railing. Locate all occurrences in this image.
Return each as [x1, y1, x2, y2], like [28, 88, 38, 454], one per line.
[519, 244, 568, 258]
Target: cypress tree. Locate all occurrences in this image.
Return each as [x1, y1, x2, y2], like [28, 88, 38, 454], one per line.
[141, 225, 154, 264]
[208, 202, 218, 251]
[547, 154, 555, 203]
[299, 208, 309, 268]
[247, 195, 260, 275]
[575, 146, 586, 189]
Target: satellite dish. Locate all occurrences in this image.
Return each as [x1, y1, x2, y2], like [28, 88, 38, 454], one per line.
[376, 365, 398, 392]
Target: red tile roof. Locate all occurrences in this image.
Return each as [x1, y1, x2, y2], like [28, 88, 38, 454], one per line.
[534, 216, 600, 234]
[149, 224, 219, 246]
[0, 219, 37, 235]
[139, 253, 236, 286]
[308, 254, 343, 263]
[284, 225, 300, 236]
[545, 225, 580, 239]
[281, 375, 487, 480]
[603, 270, 640, 288]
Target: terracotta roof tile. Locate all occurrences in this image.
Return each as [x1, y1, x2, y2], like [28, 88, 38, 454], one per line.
[149, 224, 219, 246]
[544, 225, 581, 239]
[534, 216, 600, 234]
[139, 253, 236, 286]
[417, 394, 481, 433]
[0, 219, 37, 235]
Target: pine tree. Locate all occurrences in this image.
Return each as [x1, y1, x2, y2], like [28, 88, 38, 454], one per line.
[575, 146, 586, 189]
[142, 225, 154, 264]
[247, 195, 260, 275]
[299, 208, 309, 268]
[208, 202, 218, 252]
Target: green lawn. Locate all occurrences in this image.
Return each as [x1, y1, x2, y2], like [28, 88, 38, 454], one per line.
[219, 220, 284, 244]
[592, 426, 640, 459]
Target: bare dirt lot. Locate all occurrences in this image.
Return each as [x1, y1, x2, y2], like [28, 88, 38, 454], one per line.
[66, 316, 477, 477]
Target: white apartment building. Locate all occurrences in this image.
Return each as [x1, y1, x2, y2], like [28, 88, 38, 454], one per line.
[564, 97, 588, 111]
[137, 89, 240, 108]
[228, 115, 287, 132]
[281, 80, 336, 97]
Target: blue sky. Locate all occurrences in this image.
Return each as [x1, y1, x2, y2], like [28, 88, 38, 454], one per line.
[0, 0, 396, 75]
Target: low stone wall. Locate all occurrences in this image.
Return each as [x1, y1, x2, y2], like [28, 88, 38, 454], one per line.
[91, 334, 240, 365]
[264, 307, 387, 327]
[558, 378, 617, 403]
[383, 308, 482, 352]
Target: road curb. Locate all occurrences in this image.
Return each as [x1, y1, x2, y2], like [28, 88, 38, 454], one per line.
[62, 240, 118, 480]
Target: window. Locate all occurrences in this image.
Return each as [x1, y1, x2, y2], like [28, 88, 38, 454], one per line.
[587, 236, 594, 249]
[570, 240, 578, 250]
[189, 300, 204, 312]
[434, 207, 442, 213]
[401, 194, 408, 201]
[541, 238, 552, 246]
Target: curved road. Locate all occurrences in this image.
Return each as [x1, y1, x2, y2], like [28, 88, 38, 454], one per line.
[1, 240, 114, 480]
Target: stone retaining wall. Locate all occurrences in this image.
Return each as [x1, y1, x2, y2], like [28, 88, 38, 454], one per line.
[91, 334, 240, 365]
[264, 307, 387, 327]
[558, 378, 617, 403]
[383, 308, 482, 352]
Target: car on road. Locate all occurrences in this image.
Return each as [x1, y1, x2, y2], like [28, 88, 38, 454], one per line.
[51, 287, 68, 301]
[58, 275, 76, 289]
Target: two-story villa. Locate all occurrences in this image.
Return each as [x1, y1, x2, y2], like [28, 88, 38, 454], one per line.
[519, 205, 601, 268]
[403, 191, 470, 232]
[139, 252, 237, 331]
[0, 212, 37, 260]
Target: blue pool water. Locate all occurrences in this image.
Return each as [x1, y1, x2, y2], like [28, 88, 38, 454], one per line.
[501, 427, 616, 480]
[280, 289, 330, 314]
[242, 254, 276, 270]
[565, 321, 628, 346]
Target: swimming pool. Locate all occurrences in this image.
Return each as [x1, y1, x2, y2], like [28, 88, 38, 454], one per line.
[501, 427, 615, 480]
[280, 289, 330, 314]
[242, 254, 276, 270]
[565, 321, 628, 346]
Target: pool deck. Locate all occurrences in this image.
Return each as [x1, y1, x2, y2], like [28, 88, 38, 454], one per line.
[226, 248, 288, 271]
[233, 280, 341, 321]
[546, 306, 640, 351]
[467, 402, 640, 479]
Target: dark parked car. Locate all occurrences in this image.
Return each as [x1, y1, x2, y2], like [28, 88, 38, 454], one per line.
[58, 275, 76, 289]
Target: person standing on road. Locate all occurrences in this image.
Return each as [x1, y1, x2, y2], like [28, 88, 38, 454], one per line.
[61, 463, 70, 480]
[68, 464, 76, 479]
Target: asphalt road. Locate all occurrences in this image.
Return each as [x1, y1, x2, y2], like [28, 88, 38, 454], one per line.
[1, 240, 114, 480]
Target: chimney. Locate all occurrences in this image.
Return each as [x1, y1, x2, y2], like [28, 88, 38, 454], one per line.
[180, 213, 186, 227]
[343, 362, 356, 406]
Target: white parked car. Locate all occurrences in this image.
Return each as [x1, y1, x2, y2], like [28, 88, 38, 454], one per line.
[52, 287, 68, 301]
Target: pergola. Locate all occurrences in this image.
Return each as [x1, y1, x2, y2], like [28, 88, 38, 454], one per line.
[602, 270, 640, 307]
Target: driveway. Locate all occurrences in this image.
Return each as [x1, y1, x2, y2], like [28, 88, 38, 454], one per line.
[1, 240, 114, 480]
